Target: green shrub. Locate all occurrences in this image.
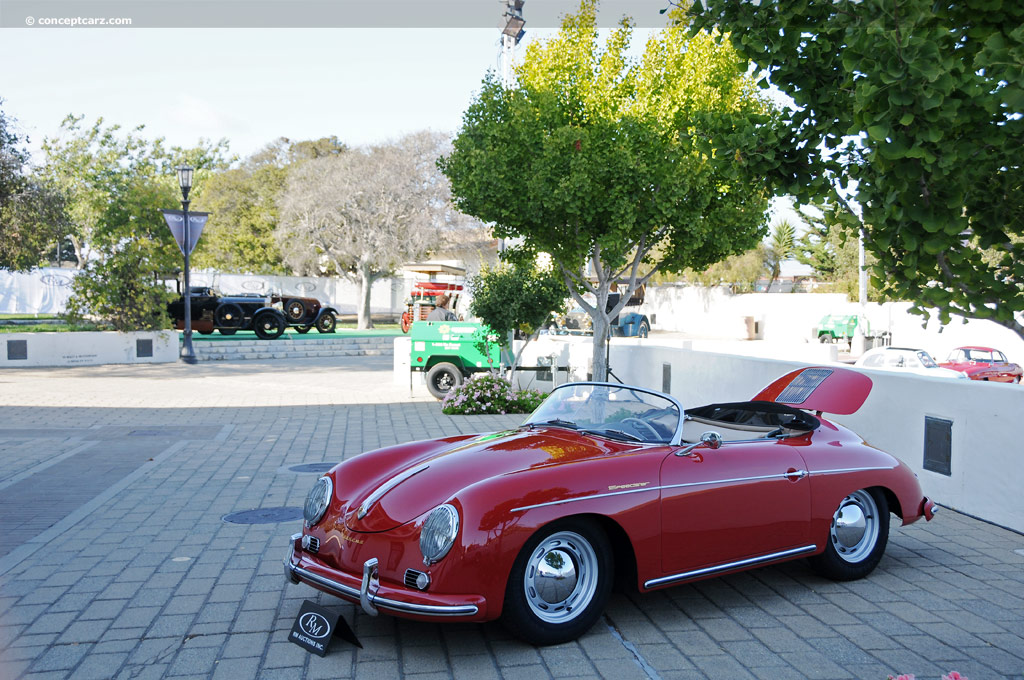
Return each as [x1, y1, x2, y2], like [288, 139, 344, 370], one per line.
[441, 373, 546, 415]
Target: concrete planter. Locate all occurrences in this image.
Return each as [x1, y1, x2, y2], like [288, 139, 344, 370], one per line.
[0, 330, 178, 368]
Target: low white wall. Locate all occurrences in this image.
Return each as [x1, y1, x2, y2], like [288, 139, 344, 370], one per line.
[0, 331, 177, 368]
[606, 343, 1024, 534]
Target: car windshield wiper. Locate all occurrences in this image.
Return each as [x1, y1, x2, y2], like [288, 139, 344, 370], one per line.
[580, 428, 644, 442]
[527, 419, 578, 430]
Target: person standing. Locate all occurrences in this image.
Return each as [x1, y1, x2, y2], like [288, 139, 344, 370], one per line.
[427, 294, 458, 321]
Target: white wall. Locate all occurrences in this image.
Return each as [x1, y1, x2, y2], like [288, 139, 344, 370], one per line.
[605, 341, 1024, 534]
[0, 331, 178, 368]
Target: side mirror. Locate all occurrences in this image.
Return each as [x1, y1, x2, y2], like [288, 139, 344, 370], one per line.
[676, 430, 723, 456]
[700, 431, 722, 450]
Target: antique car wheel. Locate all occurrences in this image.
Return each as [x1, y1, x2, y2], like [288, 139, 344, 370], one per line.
[809, 488, 889, 581]
[215, 302, 243, 328]
[218, 328, 237, 336]
[285, 299, 307, 321]
[502, 519, 613, 646]
[401, 312, 412, 334]
[315, 312, 337, 333]
[197, 329, 214, 335]
[252, 311, 286, 340]
[426, 363, 463, 399]
[295, 325, 312, 334]
[637, 320, 650, 338]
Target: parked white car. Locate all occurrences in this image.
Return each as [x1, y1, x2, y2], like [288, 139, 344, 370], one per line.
[854, 347, 968, 379]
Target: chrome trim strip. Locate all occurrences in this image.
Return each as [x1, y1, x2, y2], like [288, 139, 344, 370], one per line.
[811, 466, 892, 475]
[644, 545, 817, 589]
[284, 551, 479, 617]
[511, 470, 810, 513]
[358, 463, 429, 519]
[511, 486, 658, 513]
[360, 557, 380, 616]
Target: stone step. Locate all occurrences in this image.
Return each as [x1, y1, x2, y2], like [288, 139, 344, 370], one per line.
[192, 335, 395, 362]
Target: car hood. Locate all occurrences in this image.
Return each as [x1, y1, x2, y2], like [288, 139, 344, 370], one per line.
[343, 427, 623, 532]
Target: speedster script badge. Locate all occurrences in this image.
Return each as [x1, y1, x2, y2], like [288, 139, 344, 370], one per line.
[289, 600, 361, 655]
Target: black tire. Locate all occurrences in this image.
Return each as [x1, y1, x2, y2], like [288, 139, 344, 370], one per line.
[295, 325, 312, 334]
[818, 333, 833, 344]
[809, 488, 889, 581]
[214, 302, 244, 328]
[315, 311, 336, 333]
[284, 299, 307, 321]
[502, 518, 613, 646]
[637, 320, 650, 338]
[426, 362, 463, 399]
[197, 329, 214, 335]
[218, 328, 237, 336]
[252, 310, 286, 340]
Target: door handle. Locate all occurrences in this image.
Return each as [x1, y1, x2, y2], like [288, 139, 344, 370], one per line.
[784, 469, 807, 481]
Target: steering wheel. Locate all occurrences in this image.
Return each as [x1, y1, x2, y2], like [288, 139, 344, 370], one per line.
[621, 417, 662, 442]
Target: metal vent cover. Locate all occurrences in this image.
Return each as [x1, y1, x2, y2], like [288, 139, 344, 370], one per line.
[923, 416, 953, 476]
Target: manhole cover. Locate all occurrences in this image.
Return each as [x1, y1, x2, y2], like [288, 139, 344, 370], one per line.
[222, 507, 303, 525]
[288, 463, 335, 474]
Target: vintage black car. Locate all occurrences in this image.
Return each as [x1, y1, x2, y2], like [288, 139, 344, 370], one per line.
[168, 287, 338, 340]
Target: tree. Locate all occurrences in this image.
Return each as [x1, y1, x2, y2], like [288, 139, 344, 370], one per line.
[41, 116, 228, 330]
[192, 137, 347, 274]
[467, 257, 568, 375]
[689, 0, 1024, 338]
[0, 101, 28, 211]
[765, 219, 795, 292]
[441, 0, 790, 380]
[0, 180, 72, 271]
[277, 131, 452, 329]
[684, 243, 769, 294]
[795, 202, 880, 300]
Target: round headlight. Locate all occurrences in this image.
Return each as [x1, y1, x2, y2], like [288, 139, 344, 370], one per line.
[419, 504, 459, 565]
[303, 476, 333, 527]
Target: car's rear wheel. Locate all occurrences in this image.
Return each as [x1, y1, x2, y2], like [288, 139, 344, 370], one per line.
[315, 311, 336, 333]
[253, 311, 286, 340]
[425, 362, 462, 399]
[637, 320, 650, 338]
[215, 302, 243, 328]
[295, 325, 312, 334]
[502, 519, 613, 646]
[218, 328, 237, 336]
[809, 488, 889, 581]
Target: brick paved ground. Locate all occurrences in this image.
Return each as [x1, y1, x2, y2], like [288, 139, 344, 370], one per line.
[0, 355, 1022, 680]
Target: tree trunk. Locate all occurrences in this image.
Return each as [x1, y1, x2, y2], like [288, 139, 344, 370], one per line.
[357, 260, 374, 329]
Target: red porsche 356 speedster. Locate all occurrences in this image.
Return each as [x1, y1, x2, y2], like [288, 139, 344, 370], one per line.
[285, 366, 936, 645]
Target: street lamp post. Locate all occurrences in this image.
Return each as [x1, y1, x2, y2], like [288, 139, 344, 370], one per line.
[177, 165, 197, 365]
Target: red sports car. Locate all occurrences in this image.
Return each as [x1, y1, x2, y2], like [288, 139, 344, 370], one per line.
[285, 366, 936, 645]
[939, 346, 1022, 383]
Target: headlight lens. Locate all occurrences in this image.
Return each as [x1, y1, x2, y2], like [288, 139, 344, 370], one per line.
[419, 504, 459, 565]
[303, 476, 333, 526]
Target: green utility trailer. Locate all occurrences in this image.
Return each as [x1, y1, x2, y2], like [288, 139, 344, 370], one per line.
[816, 314, 870, 343]
[410, 321, 502, 399]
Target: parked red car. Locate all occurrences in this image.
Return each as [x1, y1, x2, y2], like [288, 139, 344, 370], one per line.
[285, 367, 936, 645]
[939, 346, 1022, 383]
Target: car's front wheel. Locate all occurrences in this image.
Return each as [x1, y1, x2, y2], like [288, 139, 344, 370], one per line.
[809, 488, 889, 581]
[315, 311, 336, 333]
[253, 311, 286, 340]
[502, 519, 613, 646]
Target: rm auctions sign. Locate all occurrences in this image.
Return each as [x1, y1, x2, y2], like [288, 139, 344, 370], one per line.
[288, 600, 361, 656]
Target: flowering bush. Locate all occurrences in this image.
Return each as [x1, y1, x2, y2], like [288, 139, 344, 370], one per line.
[441, 373, 546, 415]
[887, 673, 968, 680]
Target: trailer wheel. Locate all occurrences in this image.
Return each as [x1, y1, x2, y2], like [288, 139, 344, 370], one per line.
[426, 363, 463, 399]
[637, 320, 650, 338]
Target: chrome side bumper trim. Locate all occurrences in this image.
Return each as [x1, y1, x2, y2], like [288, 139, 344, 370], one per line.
[644, 544, 817, 589]
[284, 545, 479, 618]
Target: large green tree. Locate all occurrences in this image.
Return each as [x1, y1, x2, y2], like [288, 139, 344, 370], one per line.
[441, 0, 791, 379]
[43, 116, 228, 330]
[192, 136, 346, 274]
[689, 0, 1024, 337]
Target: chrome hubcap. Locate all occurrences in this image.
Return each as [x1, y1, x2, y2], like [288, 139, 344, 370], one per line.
[830, 490, 879, 563]
[524, 531, 597, 624]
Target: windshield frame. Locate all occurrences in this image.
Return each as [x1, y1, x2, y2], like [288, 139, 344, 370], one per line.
[523, 381, 685, 446]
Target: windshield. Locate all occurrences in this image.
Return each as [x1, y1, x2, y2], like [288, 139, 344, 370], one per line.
[524, 383, 681, 444]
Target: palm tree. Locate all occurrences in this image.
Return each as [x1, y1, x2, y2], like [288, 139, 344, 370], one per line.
[766, 219, 796, 292]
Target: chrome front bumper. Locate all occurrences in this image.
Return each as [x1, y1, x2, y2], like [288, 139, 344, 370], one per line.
[284, 537, 479, 618]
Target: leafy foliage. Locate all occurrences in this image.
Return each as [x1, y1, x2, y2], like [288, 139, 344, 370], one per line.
[40, 116, 229, 330]
[794, 202, 882, 300]
[278, 131, 453, 329]
[682, 243, 768, 293]
[765, 219, 795, 292]
[468, 258, 567, 371]
[441, 372, 545, 415]
[442, 0, 791, 379]
[689, 0, 1024, 337]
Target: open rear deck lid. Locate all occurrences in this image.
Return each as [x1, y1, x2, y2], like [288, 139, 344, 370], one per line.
[752, 366, 872, 415]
